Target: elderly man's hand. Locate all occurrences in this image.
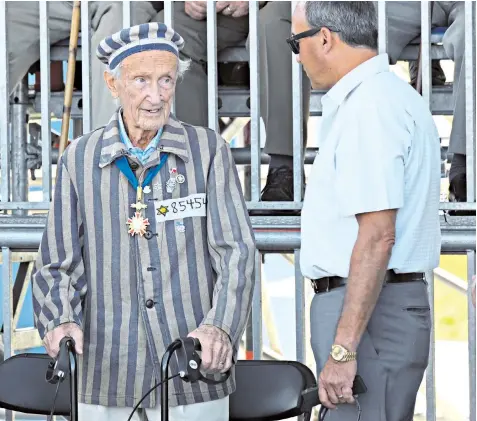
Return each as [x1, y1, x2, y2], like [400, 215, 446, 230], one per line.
[44, 322, 83, 358]
[318, 358, 357, 409]
[185, 1, 208, 20]
[217, 1, 250, 18]
[188, 325, 233, 373]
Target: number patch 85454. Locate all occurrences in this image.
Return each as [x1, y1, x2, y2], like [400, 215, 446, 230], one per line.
[154, 193, 207, 221]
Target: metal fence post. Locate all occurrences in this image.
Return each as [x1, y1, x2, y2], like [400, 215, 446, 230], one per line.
[81, 0, 92, 135]
[249, 1, 261, 203]
[11, 78, 28, 216]
[206, 1, 218, 131]
[2, 247, 13, 421]
[0, 1, 9, 208]
[40, 0, 52, 202]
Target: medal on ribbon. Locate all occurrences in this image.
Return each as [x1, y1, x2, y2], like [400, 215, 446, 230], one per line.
[127, 211, 150, 236]
[115, 153, 169, 236]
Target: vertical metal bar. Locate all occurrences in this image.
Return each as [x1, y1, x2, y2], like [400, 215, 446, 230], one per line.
[377, 1, 387, 54]
[463, 15, 476, 421]
[426, 269, 436, 421]
[421, 2, 432, 106]
[294, 250, 305, 363]
[164, 0, 175, 115]
[2, 248, 12, 358]
[72, 119, 83, 139]
[468, 251, 476, 421]
[206, 1, 218, 131]
[291, 2, 303, 204]
[164, 0, 173, 27]
[465, 1, 476, 203]
[81, 0, 92, 134]
[249, 0, 260, 202]
[0, 1, 9, 206]
[122, 0, 131, 28]
[1, 247, 13, 421]
[252, 250, 262, 359]
[40, 0, 51, 202]
[11, 78, 28, 216]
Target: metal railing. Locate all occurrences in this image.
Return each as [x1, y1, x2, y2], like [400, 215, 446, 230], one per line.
[0, 2, 475, 421]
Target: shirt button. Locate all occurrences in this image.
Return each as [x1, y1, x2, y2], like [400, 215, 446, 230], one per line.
[128, 159, 139, 170]
[145, 299, 154, 309]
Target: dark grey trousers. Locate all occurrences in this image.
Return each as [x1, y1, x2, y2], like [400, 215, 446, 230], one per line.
[310, 280, 431, 421]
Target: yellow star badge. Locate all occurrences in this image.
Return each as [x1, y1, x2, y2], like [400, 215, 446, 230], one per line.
[157, 205, 169, 216]
[127, 212, 150, 236]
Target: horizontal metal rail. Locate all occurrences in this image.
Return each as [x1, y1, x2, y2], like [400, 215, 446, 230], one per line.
[31, 85, 457, 119]
[49, 35, 448, 63]
[0, 216, 474, 252]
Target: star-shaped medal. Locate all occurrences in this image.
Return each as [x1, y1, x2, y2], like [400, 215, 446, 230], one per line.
[127, 212, 150, 236]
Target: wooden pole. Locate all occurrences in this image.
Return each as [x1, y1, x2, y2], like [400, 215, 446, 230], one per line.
[58, 0, 81, 162]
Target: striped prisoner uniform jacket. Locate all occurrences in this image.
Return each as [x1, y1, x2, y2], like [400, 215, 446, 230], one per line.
[31, 112, 256, 407]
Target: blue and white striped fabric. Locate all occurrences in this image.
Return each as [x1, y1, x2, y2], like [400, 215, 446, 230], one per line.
[31, 111, 256, 408]
[97, 22, 185, 70]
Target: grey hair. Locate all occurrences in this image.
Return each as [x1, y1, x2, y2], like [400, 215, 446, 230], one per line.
[304, 1, 378, 50]
[107, 56, 191, 80]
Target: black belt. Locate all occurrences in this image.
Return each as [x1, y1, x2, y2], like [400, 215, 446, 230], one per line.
[310, 270, 425, 294]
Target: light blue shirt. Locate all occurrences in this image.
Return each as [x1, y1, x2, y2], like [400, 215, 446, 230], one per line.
[118, 110, 163, 165]
[300, 54, 441, 279]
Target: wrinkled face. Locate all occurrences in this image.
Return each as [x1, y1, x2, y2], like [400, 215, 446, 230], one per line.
[105, 50, 178, 131]
[292, 5, 333, 90]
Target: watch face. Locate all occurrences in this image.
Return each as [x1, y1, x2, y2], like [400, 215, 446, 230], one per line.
[331, 345, 345, 360]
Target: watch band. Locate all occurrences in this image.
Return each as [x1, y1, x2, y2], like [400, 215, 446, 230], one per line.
[342, 351, 357, 362]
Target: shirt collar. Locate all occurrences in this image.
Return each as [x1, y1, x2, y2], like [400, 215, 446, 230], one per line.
[117, 109, 162, 153]
[322, 53, 390, 108]
[99, 109, 190, 168]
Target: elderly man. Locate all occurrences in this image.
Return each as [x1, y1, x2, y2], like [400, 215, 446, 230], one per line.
[293, 2, 440, 420]
[31, 22, 256, 421]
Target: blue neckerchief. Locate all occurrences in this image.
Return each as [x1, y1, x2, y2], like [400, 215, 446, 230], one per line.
[115, 153, 169, 193]
[118, 110, 163, 165]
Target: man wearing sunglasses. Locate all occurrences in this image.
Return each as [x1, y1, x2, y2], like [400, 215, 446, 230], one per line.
[294, 2, 441, 420]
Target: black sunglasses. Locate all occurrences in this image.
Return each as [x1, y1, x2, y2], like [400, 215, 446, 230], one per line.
[286, 27, 339, 54]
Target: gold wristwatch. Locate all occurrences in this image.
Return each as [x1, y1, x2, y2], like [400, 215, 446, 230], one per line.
[330, 344, 357, 362]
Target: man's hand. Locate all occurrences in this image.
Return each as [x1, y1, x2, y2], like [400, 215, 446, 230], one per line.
[44, 322, 83, 358]
[318, 358, 357, 409]
[184, 1, 208, 20]
[188, 325, 232, 373]
[217, 1, 250, 18]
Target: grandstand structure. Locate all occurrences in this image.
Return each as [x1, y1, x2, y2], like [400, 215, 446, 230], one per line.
[0, 1, 475, 420]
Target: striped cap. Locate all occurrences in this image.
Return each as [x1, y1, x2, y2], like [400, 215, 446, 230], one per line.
[96, 22, 185, 70]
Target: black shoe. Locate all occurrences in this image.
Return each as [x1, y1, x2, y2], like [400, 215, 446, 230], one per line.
[250, 166, 300, 216]
[449, 173, 475, 216]
[261, 166, 294, 202]
[409, 60, 446, 89]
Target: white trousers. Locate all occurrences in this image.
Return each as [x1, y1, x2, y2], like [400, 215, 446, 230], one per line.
[79, 396, 229, 421]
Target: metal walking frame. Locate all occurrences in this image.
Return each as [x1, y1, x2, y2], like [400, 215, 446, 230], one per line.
[0, 335, 358, 421]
